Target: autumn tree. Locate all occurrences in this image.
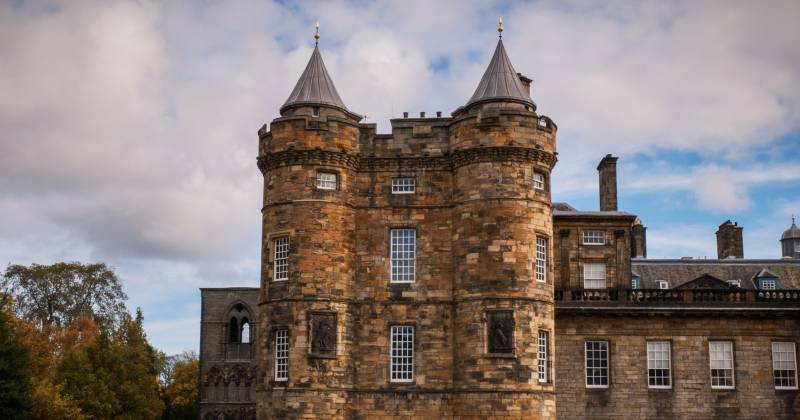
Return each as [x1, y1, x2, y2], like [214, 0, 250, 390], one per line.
[161, 351, 199, 420]
[2, 262, 127, 330]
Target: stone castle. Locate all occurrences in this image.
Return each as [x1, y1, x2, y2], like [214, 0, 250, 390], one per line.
[198, 27, 800, 419]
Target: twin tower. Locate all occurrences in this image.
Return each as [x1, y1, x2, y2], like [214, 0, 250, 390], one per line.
[256, 26, 559, 419]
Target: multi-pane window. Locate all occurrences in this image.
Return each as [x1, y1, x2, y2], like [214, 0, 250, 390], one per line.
[709, 341, 735, 389]
[391, 177, 415, 194]
[390, 229, 416, 283]
[583, 263, 606, 289]
[538, 330, 549, 383]
[656, 280, 669, 290]
[390, 326, 414, 382]
[762, 279, 777, 290]
[583, 230, 605, 245]
[647, 341, 672, 388]
[585, 341, 609, 387]
[631, 277, 641, 289]
[726, 280, 741, 288]
[772, 342, 798, 389]
[316, 172, 337, 190]
[274, 329, 289, 381]
[273, 237, 289, 281]
[533, 172, 545, 190]
[535, 237, 547, 283]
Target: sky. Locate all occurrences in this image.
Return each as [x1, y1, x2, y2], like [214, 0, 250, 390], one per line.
[1, 0, 799, 355]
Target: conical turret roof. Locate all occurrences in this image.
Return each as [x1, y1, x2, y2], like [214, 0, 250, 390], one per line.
[281, 45, 349, 113]
[782, 219, 800, 240]
[466, 39, 535, 109]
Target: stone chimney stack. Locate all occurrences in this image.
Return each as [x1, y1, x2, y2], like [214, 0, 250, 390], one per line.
[517, 73, 532, 96]
[632, 219, 647, 258]
[597, 154, 618, 211]
[716, 220, 744, 259]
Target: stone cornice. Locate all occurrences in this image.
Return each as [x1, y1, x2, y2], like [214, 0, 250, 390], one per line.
[257, 146, 557, 174]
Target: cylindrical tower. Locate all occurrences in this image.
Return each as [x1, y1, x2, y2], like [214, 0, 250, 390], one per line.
[256, 41, 361, 419]
[449, 36, 558, 419]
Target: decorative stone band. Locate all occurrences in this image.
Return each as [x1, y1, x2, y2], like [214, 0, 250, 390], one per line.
[257, 146, 557, 174]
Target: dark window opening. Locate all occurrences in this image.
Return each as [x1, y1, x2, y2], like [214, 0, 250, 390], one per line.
[229, 317, 240, 343]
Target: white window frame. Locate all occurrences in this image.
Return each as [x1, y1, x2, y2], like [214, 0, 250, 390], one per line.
[273, 237, 290, 281]
[391, 177, 416, 194]
[274, 329, 289, 381]
[538, 330, 549, 383]
[583, 230, 605, 245]
[585, 340, 609, 388]
[647, 341, 672, 389]
[772, 342, 798, 390]
[390, 229, 416, 283]
[656, 280, 669, 290]
[631, 277, 641, 289]
[709, 341, 735, 389]
[390, 325, 414, 383]
[761, 278, 777, 290]
[583, 263, 606, 289]
[533, 172, 545, 190]
[726, 280, 741, 288]
[316, 171, 337, 190]
[535, 237, 547, 283]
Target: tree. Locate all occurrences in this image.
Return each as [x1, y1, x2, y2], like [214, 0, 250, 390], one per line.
[2, 262, 127, 330]
[161, 354, 199, 420]
[0, 295, 33, 419]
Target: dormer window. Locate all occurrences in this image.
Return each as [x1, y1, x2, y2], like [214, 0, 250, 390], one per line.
[533, 172, 545, 190]
[312, 106, 320, 117]
[631, 276, 641, 289]
[761, 278, 777, 290]
[656, 280, 669, 289]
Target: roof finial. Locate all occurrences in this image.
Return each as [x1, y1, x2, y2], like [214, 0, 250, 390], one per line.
[497, 17, 503, 39]
[793, 214, 796, 225]
[314, 21, 320, 45]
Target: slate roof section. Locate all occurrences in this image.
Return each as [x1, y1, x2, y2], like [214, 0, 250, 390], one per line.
[631, 259, 800, 289]
[281, 45, 349, 113]
[466, 39, 536, 109]
[782, 220, 800, 240]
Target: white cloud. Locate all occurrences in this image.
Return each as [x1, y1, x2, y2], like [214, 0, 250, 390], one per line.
[691, 165, 751, 213]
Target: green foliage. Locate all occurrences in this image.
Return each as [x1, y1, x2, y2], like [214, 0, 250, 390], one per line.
[2, 262, 128, 330]
[0, 299, 33, 419]
[160, 353, 199, 420]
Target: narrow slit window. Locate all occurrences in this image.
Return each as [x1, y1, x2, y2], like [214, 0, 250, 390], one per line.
[536, 237, 547, 283]
[647, 341, 672, 388]
[533, 172, 545, 190]
[273, 237, 290, 281]
[390, 325, 414, 382]
[538, 330, 549, 383]
[391, 177, 415, 194]
[583, 263, 606, 289]
[316, 172, 337, 190]
[390, 229, 416, 283]
[772, 342, 798, 389]
[274, 329, 289, 381]
[709, 341, 734, 389]
[585, 341, 609, 387]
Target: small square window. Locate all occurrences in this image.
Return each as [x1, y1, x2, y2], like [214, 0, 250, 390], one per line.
[656, 280, 669, 289]
[391, 177, 415, 194]
[631, 277, 641, 289]
[583, 230, 604, 245]
[583, 263, 606, 289]
[761, 279, 777, 290]
[726, 280, 740, 288]
[316, 172, 337, 190]
[533, 172, 545, 190]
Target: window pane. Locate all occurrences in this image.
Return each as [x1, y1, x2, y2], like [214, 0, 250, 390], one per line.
[709, 341, 735, 389]
[275, 329, 289, 381]
[647, 341, 671, 388]
[390, 229, 416, 283]
[390, 326, 414, 382]
[533, 172, 545, 190]
[391, 177, 415, 194]
[273, 237, 290, 281]
[583, 230, 605, 245]
[585, 341, 609, 387]
[536, 237, 547, 283]
[772, 342, 798, 389]
[316, 172, 337, 190]
[583, 263, 606, 289]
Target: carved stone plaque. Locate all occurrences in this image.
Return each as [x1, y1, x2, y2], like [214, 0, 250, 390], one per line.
[309, 312, 337, 356]
[487, 311, 514, 353]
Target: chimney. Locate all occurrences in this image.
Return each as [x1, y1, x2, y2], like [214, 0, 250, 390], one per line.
[631, 219, 647, 258]
[716, 220, 744, 259]
[403, 112, 409, 118]
[597, 154, 618, 211]
[517, 73, 532, 96]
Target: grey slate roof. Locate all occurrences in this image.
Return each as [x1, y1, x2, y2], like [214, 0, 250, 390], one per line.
[782, 221, 800, 240]
[467, 39, 535, 108]
[281, 45, 348, 113]
[631, 259, 800, 289]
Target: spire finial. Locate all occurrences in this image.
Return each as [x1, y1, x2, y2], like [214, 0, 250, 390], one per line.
[793, 214, 796, 225]
[497, 17, 503, 39]
[314, 21, 320, 45]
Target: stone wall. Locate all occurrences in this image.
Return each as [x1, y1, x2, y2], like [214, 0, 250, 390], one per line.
[555, 312, 800, 419]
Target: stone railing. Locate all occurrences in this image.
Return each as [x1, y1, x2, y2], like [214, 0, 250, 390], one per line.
[225, 342, 253, 360]
[555, 289, 800, 304]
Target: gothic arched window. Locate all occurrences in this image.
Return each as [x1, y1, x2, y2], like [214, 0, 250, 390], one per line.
[229, 317, 240, 343]
[241, 318, 251, 344]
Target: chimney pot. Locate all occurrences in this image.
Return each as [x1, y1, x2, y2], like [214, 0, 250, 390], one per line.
[436, 111, 442, 117]
[403, 112, 408, 118]
[420, 111, 425, 118]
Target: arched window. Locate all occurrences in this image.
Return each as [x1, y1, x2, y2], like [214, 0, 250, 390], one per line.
[229, 317, 240, 343]
[241, 318, 251, 343]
